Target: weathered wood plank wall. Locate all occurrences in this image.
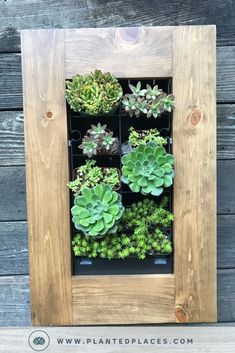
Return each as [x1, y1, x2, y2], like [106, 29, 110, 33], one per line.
[0, 0, 235, 326]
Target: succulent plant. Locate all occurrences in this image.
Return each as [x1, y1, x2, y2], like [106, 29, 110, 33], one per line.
[88, 123, 107, 139]
[78, 136, 99, 158]
[71, 184, 124, 236]
[66, 69, 123, 115]
[121, 142, 175, 196]
[67, 160, 120, 196]
[128, 127, 167, 148]
[122, 81, 175, 118]
[79, 123, 119, 157]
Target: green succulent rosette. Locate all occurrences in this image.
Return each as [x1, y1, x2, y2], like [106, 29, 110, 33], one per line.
[71, 184, 124, 236]
[121, 142, 175, 196]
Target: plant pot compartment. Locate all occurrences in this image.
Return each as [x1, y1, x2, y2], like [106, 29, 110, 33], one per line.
[72, 166, 122, 192]
[68, 77, 173, 275]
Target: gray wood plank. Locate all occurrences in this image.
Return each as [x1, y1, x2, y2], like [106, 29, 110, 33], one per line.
[0, 215, 233, 277]
[0, 111, 24, 166]
[217, 47, 235, 103]
[0, 160, 234, 221]
[218, 160, 235, 214]
[0, 166, 26, 221]
[0, 222, 28, 275]
[0, 46, 235, 109]
[0, 275, 30, 327]
[218, 215, 235, 269]
[217, 104, 235, 159]
[218, 269, 235, 322]
[0, 269, 234, 326]
[0, 104, 234, 166]
[0, 0, 234, 52]
[0, 53, 22, 110]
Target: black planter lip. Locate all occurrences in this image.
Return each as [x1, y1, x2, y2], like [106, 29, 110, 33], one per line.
[77, 101, 121, 118]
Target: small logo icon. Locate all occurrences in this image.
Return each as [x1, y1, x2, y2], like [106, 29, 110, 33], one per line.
[28, 330, 50, 351]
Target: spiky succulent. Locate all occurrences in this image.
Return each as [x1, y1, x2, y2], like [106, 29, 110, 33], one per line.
[121, 142, 175, 196]
[88, 123, 107, 139]
[66, 69, 123, 115]
[79, 124, 119, 157]
[122, 81, 175, 118]
[78, 136, 99, 158]
[71, 184, 124, 236]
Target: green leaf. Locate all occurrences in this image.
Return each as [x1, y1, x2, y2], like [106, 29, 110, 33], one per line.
[102, 191, 113, 203]
[138, 176, 148, 187]
[130, 182, 141, 193]
[165, 154, 175, 165]
[141, 182, 155, 194]
[164, 175, 173, 187]
[154, 177, 164, 187]
[151, 187, 163, 196]
[103, 212, 113, 223]
[107, 205, 119, 216]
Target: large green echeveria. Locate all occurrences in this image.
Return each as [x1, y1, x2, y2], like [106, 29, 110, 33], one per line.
[121, 142, 175, 196]
[71, 184, 124, 236]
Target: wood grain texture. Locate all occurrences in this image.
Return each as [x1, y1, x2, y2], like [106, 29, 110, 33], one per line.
[173, 26, 217, 322]
[0, 275, 30, 327]
[0, 214, 233, 279]
[217, 47, 235, 103]
[0, 0, 234, 53]
[0, 160, 233, 223]
[0, 269, 234, 327]
[21, 29, 72, 325]
[72, 275, 175, 324]
[0, 166, 26, 221]
[218, 160, 235, 214]
[0, 111, 24, 166]
[0, 221, 28, 275]
[218, 216, 235, 269]
[218, 269, 235, 322]
[0, 104, 233, 166]
[1, 48, 234, 110]
[65, 27, 172, 78]
[217, 104, 235, 159]
[0, 53, 22, 109]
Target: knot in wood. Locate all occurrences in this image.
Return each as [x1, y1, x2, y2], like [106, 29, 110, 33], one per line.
[175, 307, 188, 323]
[118, 27, 141, 43]
[45, 111, 53, 119]
[189, 109, 201, 126]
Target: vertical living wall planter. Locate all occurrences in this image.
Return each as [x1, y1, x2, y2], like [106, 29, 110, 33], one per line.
[21, 26, 217, 325]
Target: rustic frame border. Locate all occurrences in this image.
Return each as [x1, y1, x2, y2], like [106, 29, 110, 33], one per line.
[21, 26, 216, 325]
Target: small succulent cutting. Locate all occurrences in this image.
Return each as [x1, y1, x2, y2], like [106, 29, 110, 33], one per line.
[79, 123, 119, 158]
[71, 184, 124, 236]
[128, 127, 167, 148]
[121, 142, 175, 196]
[66, 69, 123, 115]
[122, 81, 175, 118]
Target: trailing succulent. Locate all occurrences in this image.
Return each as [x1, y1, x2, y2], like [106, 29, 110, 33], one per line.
[121, 142, 175, 196]
[71, 184, 124, 236]
[66, 69, 123, 115]
[122, 81, 175, 118]
[79, 123, 119, 158]
[128, 127, 167, 148]
[67, 159, 120, 196]
[72, 198, 173, 259]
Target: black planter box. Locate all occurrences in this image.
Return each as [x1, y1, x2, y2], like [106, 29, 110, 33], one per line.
[68, 78, 174, 275]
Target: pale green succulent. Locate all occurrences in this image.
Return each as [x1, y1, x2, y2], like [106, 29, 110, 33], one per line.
[71, 184, 124, 236]
[66, 69, 123, 115]
[121, 142, 175, 196]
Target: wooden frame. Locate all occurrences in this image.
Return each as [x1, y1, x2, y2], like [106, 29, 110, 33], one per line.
[21, 26, 216, 325]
